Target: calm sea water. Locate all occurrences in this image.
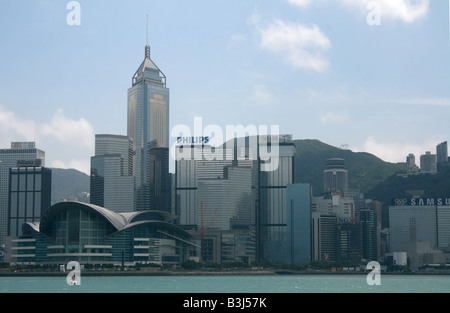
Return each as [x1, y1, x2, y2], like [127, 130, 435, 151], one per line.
[0, 274, 450, 293]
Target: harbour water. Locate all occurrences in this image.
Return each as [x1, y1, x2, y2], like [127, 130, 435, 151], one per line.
[0, 274, 449, 293]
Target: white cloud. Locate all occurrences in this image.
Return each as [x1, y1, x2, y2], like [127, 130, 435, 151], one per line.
[0, 105, 94, 174]
[250, 15, 331, 71]
[320, 111, 350, 124]
[355, 135, 444, 163]
[41, 109, 94, 148]
[251, 84, 279, 104]
[287, 0, 430, 23]
[287, 0, 312, 7]
[227, 33, 248, 51]
[0, 106, 38, 141]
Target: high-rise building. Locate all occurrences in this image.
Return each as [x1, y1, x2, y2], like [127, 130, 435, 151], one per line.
[286, 183, 312, 264]
[311, 194, 358, 262]
[311, 194, 355, 222]
[148, 147, 171, 212]
[357, 208, 378, 262]
[175, 145, 238, 228]
[323, 158, 348, 193]
[420, 151, 437, 174]
[8, 161, 52, 237]
[90, 134, 134, 212]
[336, 222, 361, 262]
[257, 138, 296, 263]
[175, 135, 295, 264]
[437, 141, 448, 165]
[388, 198, 450, 270]
[389, 203, 437, 253]
[175, 144, 256, 264]
[197, 166, 254, 231]
[0, 142, 45, 244]
[406, 153, 419, 175]
[318, 215, 337, 261]
[128, 39, 170, 211]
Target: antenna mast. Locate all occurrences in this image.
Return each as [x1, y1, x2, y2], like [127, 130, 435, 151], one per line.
[145, 14, 150, 59]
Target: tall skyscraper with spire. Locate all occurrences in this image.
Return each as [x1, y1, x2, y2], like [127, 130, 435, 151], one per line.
[127, 23, 170, 211]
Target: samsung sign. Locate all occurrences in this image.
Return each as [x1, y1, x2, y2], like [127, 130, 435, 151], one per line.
[392, 198, 450, 206]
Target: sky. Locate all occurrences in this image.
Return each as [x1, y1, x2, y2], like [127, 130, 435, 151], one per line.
[0, 0, 449, 175]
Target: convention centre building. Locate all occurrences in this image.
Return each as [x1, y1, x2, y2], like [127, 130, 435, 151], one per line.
[5, 201, 198, 266]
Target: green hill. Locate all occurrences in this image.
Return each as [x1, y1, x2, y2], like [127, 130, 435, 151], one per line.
[365, 164, 450, 227]
[50, 168, 90, 204]
[366, 164, 450, 202]
[293, 139, 405, 195]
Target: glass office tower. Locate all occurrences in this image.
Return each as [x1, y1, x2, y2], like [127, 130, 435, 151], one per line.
[128, 42, 170, 211]
[176, 136, 296, 263]
[0, 142, 45, 244]
[357, 207, 378, 261]
[90, 135, 134, 212]
[8, 162, 52, 237]
[258, 141, 296, 261]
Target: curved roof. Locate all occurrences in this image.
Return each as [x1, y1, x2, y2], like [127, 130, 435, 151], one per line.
[118, 220, 189, 237]
[40, 202, 127, 236]
[119, 210, 178, 224]
[39, 201, 191, 240]
[22, 222, 40, 235]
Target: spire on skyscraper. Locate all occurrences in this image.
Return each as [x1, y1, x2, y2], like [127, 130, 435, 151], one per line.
[145, 14, 150, 60]
[132, 15, 166, 87]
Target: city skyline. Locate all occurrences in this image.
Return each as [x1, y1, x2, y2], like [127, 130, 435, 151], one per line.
[0, 0, 449, 175]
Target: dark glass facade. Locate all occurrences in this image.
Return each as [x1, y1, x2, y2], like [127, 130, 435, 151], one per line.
[8, 166, 51, 237]
[357, 208, 378, 261]
[148, 147, 171, 212]
[336, 222, 361, 262]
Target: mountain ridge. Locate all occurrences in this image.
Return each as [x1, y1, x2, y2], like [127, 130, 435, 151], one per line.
[293, 139, 406, 195]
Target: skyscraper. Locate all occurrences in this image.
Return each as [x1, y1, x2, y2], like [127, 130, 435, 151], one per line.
[8, 162, 52, 237]
[420, 151, 437, 174]
[406, 153, 419, 175]
[90, 134, 134, 212]
[259, 140, 296, 262]
[323, 158, 348, 193]
[286, 183, 312, 264]
[437, 142, 448, 165]
[357, 208, 378, 261]
[127, 35, 170, 211]
[0, 142, 45, 244]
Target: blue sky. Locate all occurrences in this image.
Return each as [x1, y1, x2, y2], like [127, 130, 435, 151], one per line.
[0, 0, 449, 174]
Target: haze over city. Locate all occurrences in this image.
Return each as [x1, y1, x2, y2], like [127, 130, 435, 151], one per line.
[0, 0, 449, 175]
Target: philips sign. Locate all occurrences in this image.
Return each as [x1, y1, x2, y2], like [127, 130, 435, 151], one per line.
[177, 137, 210, 145]
[171, 117, 281, 172]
